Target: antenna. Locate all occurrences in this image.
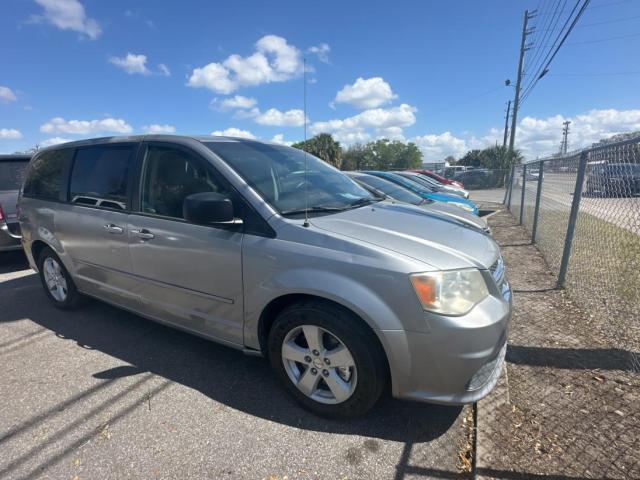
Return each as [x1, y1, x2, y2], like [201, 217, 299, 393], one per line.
[303, 57, 309, 228]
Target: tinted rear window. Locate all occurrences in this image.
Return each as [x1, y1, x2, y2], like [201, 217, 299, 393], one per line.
[23, 150, 72, 200]
[0, 160, 29, 190]
[70, 145, 133, 210]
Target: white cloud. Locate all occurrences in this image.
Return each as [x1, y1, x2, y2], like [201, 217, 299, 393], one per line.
[157, 63, 171, 76]
[33, 0, 101, 39]
[409, 132, 469, 160]
[334, 77, 397, 110]
[515, 108, 640, 158]
[271, 134, 294, 146]
[40, 117, 133, 134]
[109, 53, 151, 75]
[41, 136, 71, 146]
[405, 107, 640, 162]
[211, 127, 256, 139]
[188, 35, 302, 94]
[0, 128, 22, 139]
[308, 43, 330, 63]
[142, 124, 176, 134]
[311, 103, 416, 143]
[0, 86, 17, 103]
[255, 108, 306, 127]
[215, 95, 257, 111]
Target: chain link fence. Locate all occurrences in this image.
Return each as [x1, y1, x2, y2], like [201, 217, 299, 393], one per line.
[506, 134, 640, 372]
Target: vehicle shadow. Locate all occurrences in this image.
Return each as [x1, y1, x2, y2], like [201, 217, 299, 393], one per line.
[0, 251, 29, 274]
[0, 274, 461, 443]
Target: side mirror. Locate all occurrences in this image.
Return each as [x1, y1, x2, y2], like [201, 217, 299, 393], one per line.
[183, 192, 235, 224]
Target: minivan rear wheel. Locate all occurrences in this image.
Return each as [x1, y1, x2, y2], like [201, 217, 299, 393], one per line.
[268, 299, 386, 418]
[37, 247, 85, 310]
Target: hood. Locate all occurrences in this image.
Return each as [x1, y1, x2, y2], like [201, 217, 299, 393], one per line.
[426, 192, 478, 215]
[420, 201, 488, 232]
[310, 201, 499, 271]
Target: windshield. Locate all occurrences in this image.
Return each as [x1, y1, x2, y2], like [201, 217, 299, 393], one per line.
[398, 172, 441, 189]
[0, 160, 29, 191]
[354, 174, 423, 205]
[206, 142, 375, 215]
[373, 172, 435, 194]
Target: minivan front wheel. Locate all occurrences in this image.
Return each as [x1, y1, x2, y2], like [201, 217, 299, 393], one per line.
[268, 300, 386, 418]
[37, 247, 85, 310]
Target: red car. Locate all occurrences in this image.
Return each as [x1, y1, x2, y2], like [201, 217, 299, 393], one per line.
[410, 169, 464, 189]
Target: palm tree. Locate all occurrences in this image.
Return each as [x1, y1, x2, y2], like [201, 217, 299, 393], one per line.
[292, 133, 342, 168]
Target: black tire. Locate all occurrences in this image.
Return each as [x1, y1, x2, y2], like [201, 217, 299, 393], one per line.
[268, 299, 387, 419]
[37, 246, 86, 310]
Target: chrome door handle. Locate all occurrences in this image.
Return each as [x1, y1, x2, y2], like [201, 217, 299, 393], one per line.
[131, 229, 155, 240]
[103, 224, 124, 234]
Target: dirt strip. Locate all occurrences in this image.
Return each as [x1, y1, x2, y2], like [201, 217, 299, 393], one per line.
[476, 205, 640, 480]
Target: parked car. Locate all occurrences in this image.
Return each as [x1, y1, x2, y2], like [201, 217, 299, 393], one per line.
[586, 162, 640, 197]
[443, 166, 468, 178]
[0, 154, 31, 251]
[19, 136, 510, 418]
[394, 171, 470, 198]
[364, 171, 479, 215]
[411, 169, 464, 188]
[347, 172, 490, 234]
[452, 169, 497, 190]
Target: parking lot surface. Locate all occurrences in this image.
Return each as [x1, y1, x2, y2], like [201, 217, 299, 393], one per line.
[0, 251, 468, 480]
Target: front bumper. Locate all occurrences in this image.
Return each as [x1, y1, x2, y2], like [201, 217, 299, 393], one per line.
[380, 275, 511, 405]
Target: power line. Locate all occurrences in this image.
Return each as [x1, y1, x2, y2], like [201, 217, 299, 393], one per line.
[520, 0, 591, 105]
[524, 0, 567, 89]
[535, 0, 631, 13]
[551, 31, 640, 46]
[521, 0, 584, 98]
[537, 13, 640, 30]
[548, 70, 640, 76]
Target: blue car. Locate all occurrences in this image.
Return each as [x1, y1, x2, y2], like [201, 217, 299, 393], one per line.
[364, 171, 480, 216]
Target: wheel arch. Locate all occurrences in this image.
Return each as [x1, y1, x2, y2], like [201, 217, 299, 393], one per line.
[257, 293, 391, 379]
[30, 239, 50, 269]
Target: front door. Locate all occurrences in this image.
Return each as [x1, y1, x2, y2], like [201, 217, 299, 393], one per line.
[128, 143, 244, 345]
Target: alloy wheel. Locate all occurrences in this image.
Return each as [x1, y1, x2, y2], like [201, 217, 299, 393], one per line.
[281, 325, 358, 404]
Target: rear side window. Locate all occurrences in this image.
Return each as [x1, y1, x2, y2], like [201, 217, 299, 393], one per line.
[23, 150, 71, 200]
[70, 145, 134, 210]
[0, 160, 29, 190]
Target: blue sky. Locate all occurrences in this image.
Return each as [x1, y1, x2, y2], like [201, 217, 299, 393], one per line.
[1, 0, 639, 159]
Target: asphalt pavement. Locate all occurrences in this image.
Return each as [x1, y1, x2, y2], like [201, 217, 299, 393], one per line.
[0, 251, 467, 480]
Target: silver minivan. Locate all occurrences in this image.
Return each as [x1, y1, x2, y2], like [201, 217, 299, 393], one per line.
[19, 135, 511, 418]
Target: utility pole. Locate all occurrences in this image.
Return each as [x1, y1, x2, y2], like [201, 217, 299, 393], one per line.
[508, 9, 535, 156]
[503, 100, 511, 148]
[560, 120, 571, 155]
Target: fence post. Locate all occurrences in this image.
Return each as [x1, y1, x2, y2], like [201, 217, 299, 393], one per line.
[530, 160, 544, 243]
[502, 166, 513, 204]
[519, 164, 527, 224]
[557, 151, 588, 288]
[506, 166, 515, 209]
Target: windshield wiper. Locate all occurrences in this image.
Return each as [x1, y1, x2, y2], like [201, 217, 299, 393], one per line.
[348, 197, 378, 208]
[281, 206, 347, 216]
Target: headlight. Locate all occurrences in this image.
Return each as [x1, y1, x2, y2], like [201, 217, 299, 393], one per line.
[451, 201, 474, 212]
[410, 269, 489, 315]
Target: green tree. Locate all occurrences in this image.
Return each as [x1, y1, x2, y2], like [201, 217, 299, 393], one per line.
[444, 155, 457, 166]
[341, 143, 368, 171]
[360, 139, 423, 171]
[292, 133, 342, 168]
[480, 145, 523, 170]
[458, 149, 484, 167]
